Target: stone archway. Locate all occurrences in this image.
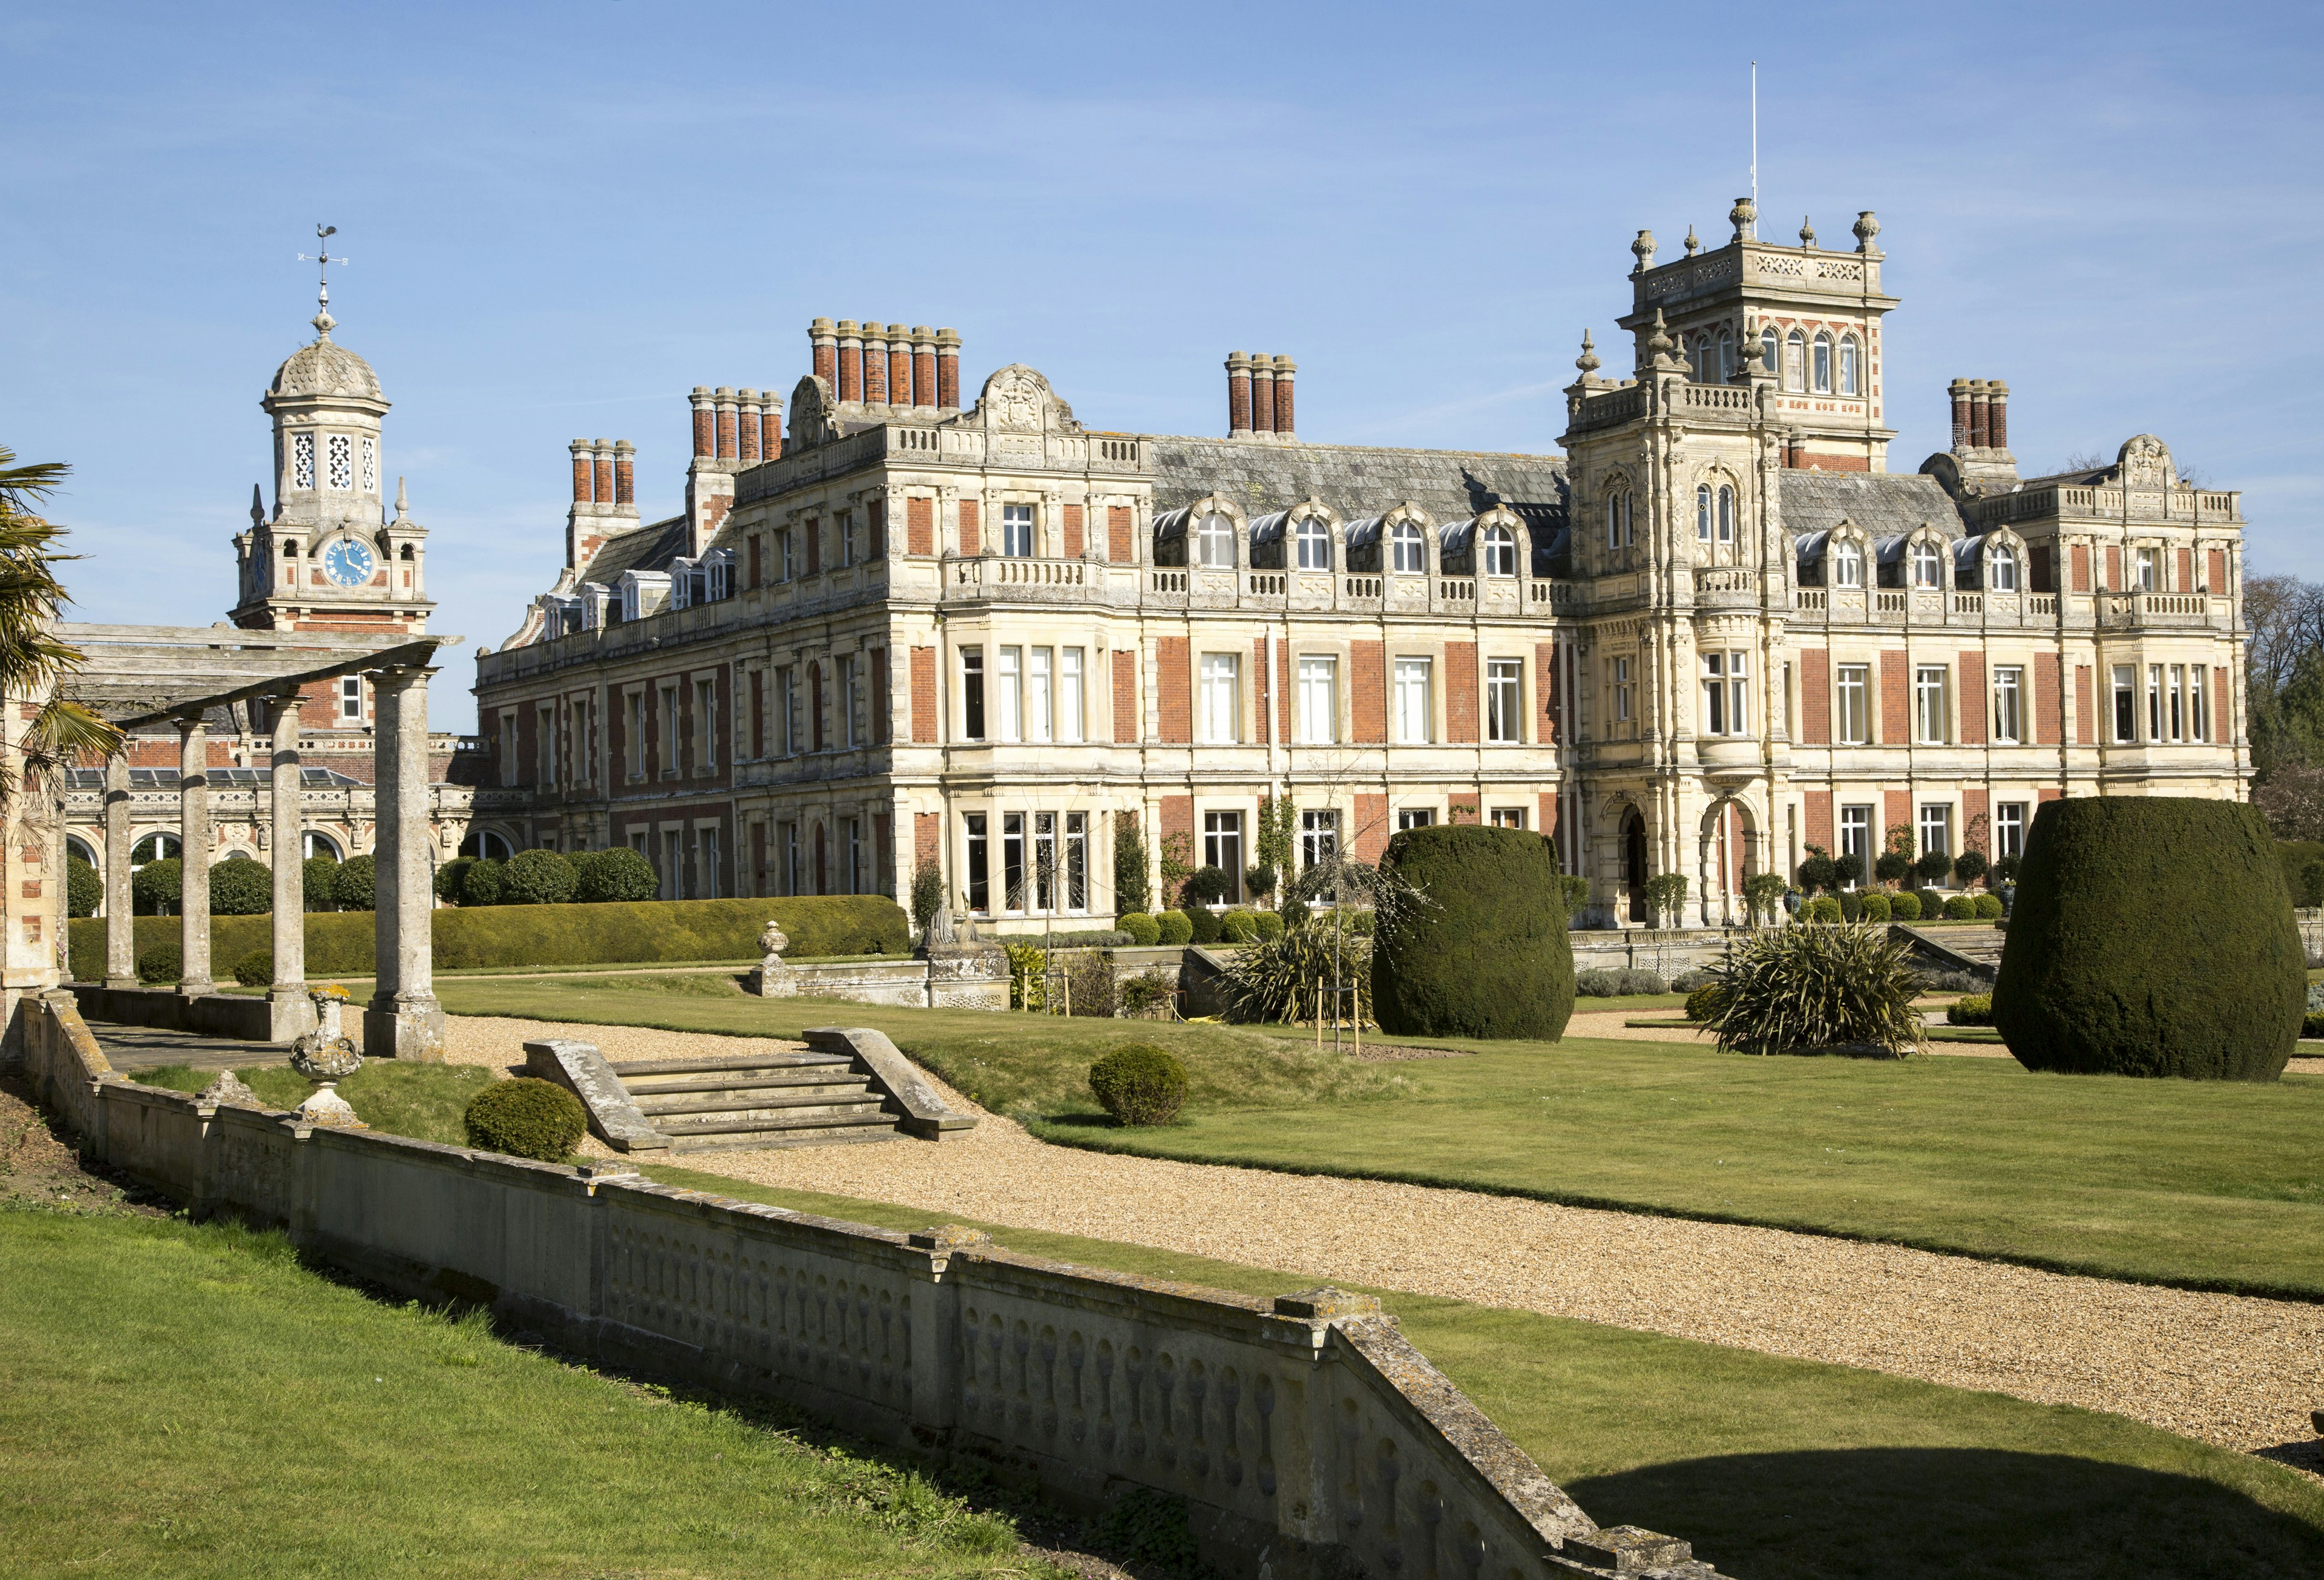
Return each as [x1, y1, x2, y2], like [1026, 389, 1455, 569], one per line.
[1696, 796, 1764, 927]
[1623, 811, 1649, 925]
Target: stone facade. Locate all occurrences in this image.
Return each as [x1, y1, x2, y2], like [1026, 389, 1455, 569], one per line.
[473, 211, 2247, 930]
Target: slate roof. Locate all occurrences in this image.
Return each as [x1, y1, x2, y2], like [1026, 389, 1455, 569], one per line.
[579, 515, 688, 585]
[1147, 437, 1569, 542]
[1777, 472, 1969, 542]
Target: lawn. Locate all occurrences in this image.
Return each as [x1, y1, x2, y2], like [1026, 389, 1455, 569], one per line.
[435, 978, 2324, 1299]
[0, 1207, 1043, 1580]
[134, 1059, 494, 1147]
[640, 1166, 2324, 1580]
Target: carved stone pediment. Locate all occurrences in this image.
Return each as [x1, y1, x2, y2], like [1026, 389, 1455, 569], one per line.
[968, 364, 1080, 436]
[2115, 433, 2175, 491]
[789, 375, 841, 448]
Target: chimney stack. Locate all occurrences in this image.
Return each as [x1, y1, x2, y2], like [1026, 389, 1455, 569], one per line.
[1968, 380, 1991, 450]
[690, 387, 714, 458]
[1271, 356, 1295, 439]
[570, 438, 592, 504]
[1226, 351, 1252, 436]
[1250, 354, 1276, 434]
[836, 321, 864, 403]
[809, 318, 838, 386]
[887, 326, 912, 411]
[862, 324, 889, 406]
[911, 326, 936, 412]
[1949, 378, 1972, 453]
[761, 401, 783, 462]
[714, 387, 739, 459]
[936, 328, 961, 410]
[737, 392, 762, 462]
[592, 438, 614, 504]
[1986, 380, 2009, 452]
[613, 440, 635, 509]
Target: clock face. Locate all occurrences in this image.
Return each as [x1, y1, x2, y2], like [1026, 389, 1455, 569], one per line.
[323, 536, 377, 588]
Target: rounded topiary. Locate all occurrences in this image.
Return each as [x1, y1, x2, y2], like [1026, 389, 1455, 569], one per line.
[331, 854, 377, 912]
[1117, 912, 1161, 946]
[303, 855, 342, 911]
[1972, 893, 2004, 920]
[1996, 797, 2300, 1079]
[132, 857, 183, 915]
[1156, 910, 1192, 946]
[435, 856, 476, 904]
[1187, 906, 1223, 946]
[1889, 892, 1922, 923]
[1859, 892, 1891, 923]
[1088, 1044, 1187, 1126]
[462, 1077, 588, 1160]
[502, 848, 579, 906]
[1253, 910, 1285, 941]
[1219, 910, 1258, 944]
[1807, 896, 1842, 923]
[65, 856, 100, 919]
[459, 857, 506, 907]
[1943, 894, 1977, 921]
[1685, 983, 1726, 1022]
[233, 948, 274, 988]
[1371, 825, 1574, 1041]
[136, 942, 182, 984]
[1181, 866, 1230, 907]
[209, 857, 274, 916]
[578, 847, 658, 903]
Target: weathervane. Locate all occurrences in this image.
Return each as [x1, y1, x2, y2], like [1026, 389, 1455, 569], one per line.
[295, 223, 349, 337]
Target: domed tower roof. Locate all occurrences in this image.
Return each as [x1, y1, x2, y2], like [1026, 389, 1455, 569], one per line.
[269, 310, 382, 402]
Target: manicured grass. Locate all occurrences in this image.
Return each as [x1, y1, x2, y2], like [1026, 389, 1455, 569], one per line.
[0, 1207, 1039, 1579]
[642, 1166, 2324, 1580]
[131, 1061, 494, 1147]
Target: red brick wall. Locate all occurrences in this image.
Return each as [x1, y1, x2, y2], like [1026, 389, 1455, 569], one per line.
[2070, 543, 2090, 592]
[958, 500, 980, 556]
[1156, 637, 1191, 743]
[907, 497, 933, 556]
[1354, 793, 1389, 862]
[1062, 504, 1084, 559]
[1796, 451, 1871, 473]
[2075, 665, 2095, 745]
[1445, 641, 1479, 744]
[1251, 637, 1271, 745]
[1799, 648, 1830, 745]
[870, 648, 891, 745]
[2038, 786, 2064, 805]
[1449, 798, 1480, 826]
[1537, 792, 1560, 842]
[809, 660, 824, 752]
[910, 647, 936, 743]
[1536, 643, 1558, 743]
[1276, 639, 1292, 744]
[1160, 795, 1193, 877]
[1805, 789, 1834, 855]
[2035, 654, 2063, 745]
[1964, 788, 1989, 855]
[2105, 545, 2122, 590]
[643, 685, 661, 778]
[2176, 547, 2192, 592]
[2208, 548, 2225, 591]
[1351, 640, 1387, 743]
[874, 812, 893, 897]
[914, 811, 940, 867]
[1109, 505, 1132, 562]
[1879, 650, 1908, 745]
[2215, 668, 2231, 745]
[1884, 789, 1909, 849]
[1957, 651, 1985, 745]
[1113, 650, 1137, 743]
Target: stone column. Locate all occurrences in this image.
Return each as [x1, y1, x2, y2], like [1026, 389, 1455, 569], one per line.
[268, 692, 315, 1040]
[363, 667, 444, 1061]
[176, 715, 211, 997]
[103, 752, 133, 990]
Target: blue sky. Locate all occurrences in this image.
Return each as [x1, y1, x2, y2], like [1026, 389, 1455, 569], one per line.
[5, 1, 2317, 731]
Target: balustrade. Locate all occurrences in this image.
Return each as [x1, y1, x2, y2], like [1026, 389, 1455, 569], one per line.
[1437, 578, 1476, 603]
[1244, 572, 1286, 597]
[1343, 575, 1382, 600]
[1953, 592, 1983, 615]
[1794, 588, 1828, 611]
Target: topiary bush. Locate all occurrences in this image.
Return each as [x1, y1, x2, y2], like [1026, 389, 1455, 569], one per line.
[1371, 825, 1574, 1041]
[131, 857, 182, 916]
[1219, 910, 1258, 944]
[1180, 866, 1230, 908]
[1117, 912, 1161, 947]
[233, 948, 273, 988]
[1252, 910, 1285, 941]
[1915, 850, 1955, 885]
[502, 848, 579, 906]
[1806, 896, 1842, 923]
[1088, 1044, 1187, 1126]
[1859, 892, 1891, 923]
[1187, 906, 1223, 946]
[1889, 892, 1922, 923]
[65, 856, 100, 919]
[209, 857, 273, 916]
[1948, 993, 1994, 1026]
[1839, 891, 1863, 924]
[435, 856, 477, 904]
[1155, 910, 1193, 946]
[1995, 797, 2300, 1080]
[1685, 983, 1726, 1022]
[462, 1077, 588, 1161]
[1705, 922, 1924, 1058]
[459, 858, 505, 908]
[1972, 893, 2004, 920]
[1954, 849, 1990, 889]
[303, 855, 342, 911]
[332, 854, 377, 912]
[573, 846, 659, 903]
[1943, 894, 1977, 921]
[136, 942, 182, 984]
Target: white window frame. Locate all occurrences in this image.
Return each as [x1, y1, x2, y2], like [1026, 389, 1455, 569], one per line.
[1912, 541, 1942, 588]
[2113, 663, 2137, 743]
[1059, 647, 1084, 743]
[1026, 647, 1052, 744]
[1196, 512, 1235, 568]
[1992, 665, 2024, 745]
[1914, 664, 1949, 745]
[1485, 658, 1521, 743]
[1834, 541, 1863, 589]
[2135, 547, 2158, 591]
[1390, 521, 1424, 573]
[694, 676, 717, 769]
[1838, 334, 1859, 396]
[1200, 651, 1240, 744]
[1919, 803, 1952, 860]
[1482, 525, 1517, 578]
[338, 675, 363, 721]
[1716, 486, 1735, 542]
[1836, 664, 1869, 745]
[1613, 656, 1634, 725]
[1995, 803, 2026, 860]
[1784, 329, 1806, 391]
[1393, 657, 1433, 744]
[1812, 332, 1833, 393]
[1839, 805, 1872, 880]
[1297, 655, 1337, 745]
[1300, 809, 1338, 869]
[1002, 503, 1035, 558]
[1702, 651, 1748, 737]
[1295, 516, 1331, 570]
[1695, 485, 1712, 542]
[1991, 547, 2018, 591]
[997, 646, 1023, 743]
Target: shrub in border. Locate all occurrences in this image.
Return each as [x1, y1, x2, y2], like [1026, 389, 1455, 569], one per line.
[502, 848, 579, 906]
[209, 858, 273, 917]
[1155, 910, 1192, 946]
[1088, 1044, 1187, 1126]
[233, 949, 273, 988]
[1117, 912, 1161, 947]
[462, 1078, 587, 1161]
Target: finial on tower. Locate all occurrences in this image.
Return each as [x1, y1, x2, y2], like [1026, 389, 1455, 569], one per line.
[1729, 197, 1757, 243]
[296, 223, 349, 340]
[1853, 210, 1882, 255]
[1630, 229, 1656, 276]
[1799, 215, 1817, 249]
[1646, 309, 1678, 369]
[393, 476, 409, 522]
[1684, 225, 1701, 257]
[249, 484, 264, 527]
[1575, 330, 1601, 378]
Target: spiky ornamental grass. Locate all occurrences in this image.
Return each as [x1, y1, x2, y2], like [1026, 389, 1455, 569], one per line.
[1705, 921, 1925, 1058]
[1218, 917, 1370, 1025]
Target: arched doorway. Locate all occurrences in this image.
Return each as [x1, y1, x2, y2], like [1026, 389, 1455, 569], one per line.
[1698, 798, 1761, 926]
[1623, 812, 1649, 925]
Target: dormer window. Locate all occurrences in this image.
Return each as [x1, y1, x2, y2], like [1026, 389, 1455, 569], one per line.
[328, 435, 353, 490]
[1912, 541, 1942, 588]
[1834, 541, 1863, 588]
[1991, 547, 2019, 592]
[1196, 511, 1235, 568]
[1295, 515, 1331, 570]
[1482, 525, 1517, 578]
[1812, 332, 1833, 393]
[1839, 335, 1860, 396]
[1002, 503, 1035, 558]
[292, 433, 315, 489]
[1390, 521, 1424, 573]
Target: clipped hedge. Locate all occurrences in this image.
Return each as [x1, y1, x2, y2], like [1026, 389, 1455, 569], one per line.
[69, 894, 908, 981]
[1373, 825, 1573, 1040]
[1994, 797, 2300, 1079]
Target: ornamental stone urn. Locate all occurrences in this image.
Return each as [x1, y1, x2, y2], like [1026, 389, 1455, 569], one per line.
[289, 988, 363, 1079]
[747, 920, 792, 996]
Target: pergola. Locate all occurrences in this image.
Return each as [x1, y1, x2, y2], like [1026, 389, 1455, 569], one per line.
[61, 623, 461, 1059]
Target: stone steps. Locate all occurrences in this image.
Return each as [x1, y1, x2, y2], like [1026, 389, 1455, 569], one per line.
[603, 1047, 900, 1152]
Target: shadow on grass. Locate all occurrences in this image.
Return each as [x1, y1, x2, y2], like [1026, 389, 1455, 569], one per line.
[1570, 1447, 2324, 1580]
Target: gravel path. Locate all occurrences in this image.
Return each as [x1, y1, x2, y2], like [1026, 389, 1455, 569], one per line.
[445, 1015, 2324, 1469]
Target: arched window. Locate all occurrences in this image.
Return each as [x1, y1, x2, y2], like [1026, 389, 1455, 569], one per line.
[303, 831, 342, 861]
[1833, 541, 1863, 588]
[1718, 331, 1735, 382]
[1482, 525, 1517, 577]
[1605, 492, 1626, 550]
[1812, 332, 1833, 393]
[1390, 521, 1424, 573]
[131, 832, 181, 868]
[1716, 485, 1736, 542]
[1760, 328, 1778, 377]
[1838, 335, 1860, 396]
[1912, 541, 1942, 588]
[65, 834, 96, 868]
[1295, 515, 1331, 570]
[1784, 329, 1806, 391]
[1696, 485, 1713, 541]
[1991, 546, 2019, 592]
[1196, 512, 1235, 568]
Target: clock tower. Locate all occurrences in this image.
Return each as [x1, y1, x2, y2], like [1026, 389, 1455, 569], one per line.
[232, 285, 432, 637]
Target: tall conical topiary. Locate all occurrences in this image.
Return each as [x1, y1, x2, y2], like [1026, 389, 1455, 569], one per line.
[1994, 797, 2300, 1080]
[1371, 825, 1574, 1040]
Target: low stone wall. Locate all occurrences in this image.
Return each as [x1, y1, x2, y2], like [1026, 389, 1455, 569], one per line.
[22, 991, 1717, 1580]
[2299, 909, 2324, 967]
[752, 952, 1011, 1011]
[67, 981, 294, 1042]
